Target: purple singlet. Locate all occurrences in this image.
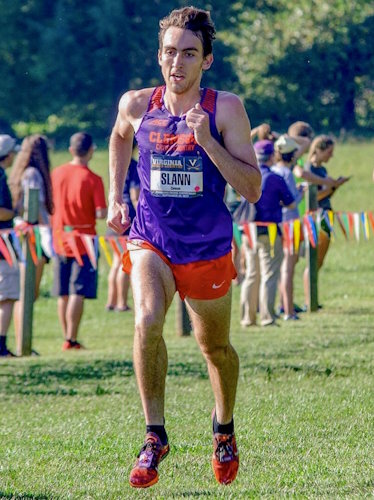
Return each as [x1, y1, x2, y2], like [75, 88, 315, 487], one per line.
[130, 86, 232, 264]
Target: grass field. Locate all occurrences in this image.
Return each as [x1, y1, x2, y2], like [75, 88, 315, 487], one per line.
[0, 142, 374, 498]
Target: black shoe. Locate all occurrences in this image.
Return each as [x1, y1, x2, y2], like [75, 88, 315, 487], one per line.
[293, 303, 304, 313]
[0, 348, 16, 357]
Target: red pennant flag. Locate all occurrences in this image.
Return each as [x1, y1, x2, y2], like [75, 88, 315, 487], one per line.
[242, 222, 253, 249]
[282, 222, 290, 252]
[347, 213, 354, 238]
[67, 232, 83, 266]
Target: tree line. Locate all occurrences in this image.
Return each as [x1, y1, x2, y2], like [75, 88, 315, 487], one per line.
[1, 0, 373, 144]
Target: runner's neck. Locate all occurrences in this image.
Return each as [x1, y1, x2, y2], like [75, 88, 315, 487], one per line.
[163, 88, 203, 117]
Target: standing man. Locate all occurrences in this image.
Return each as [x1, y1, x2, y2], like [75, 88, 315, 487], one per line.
[107, 6, 261, 488]
[0, 135, 20, 357]
[51, 132, 107, 350]
[240, 140, 295, 327]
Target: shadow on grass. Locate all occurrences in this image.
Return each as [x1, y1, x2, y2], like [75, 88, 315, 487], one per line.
[3, 350, 370, 396]
[0, 359, 209, 396]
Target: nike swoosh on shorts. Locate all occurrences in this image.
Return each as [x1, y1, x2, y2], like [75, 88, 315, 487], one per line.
[212, 281, 225, 289]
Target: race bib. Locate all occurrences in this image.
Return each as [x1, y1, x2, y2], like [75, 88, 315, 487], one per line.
[150, 154, 203, 198]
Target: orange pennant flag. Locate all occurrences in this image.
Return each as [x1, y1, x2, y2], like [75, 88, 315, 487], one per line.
[28, 227, 39, 265]
[108, 237, 122, 258]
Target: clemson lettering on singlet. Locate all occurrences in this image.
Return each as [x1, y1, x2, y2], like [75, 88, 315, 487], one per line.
[149, 131, 197, 152]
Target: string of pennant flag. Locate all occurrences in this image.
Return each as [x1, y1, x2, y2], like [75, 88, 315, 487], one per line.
[235, 209, 374, 257]
[0, 209, 373, 268]
[0, 224, 127, 269]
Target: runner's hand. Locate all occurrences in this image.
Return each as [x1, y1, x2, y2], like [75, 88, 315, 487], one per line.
[185, 103, 211, 148]
[107, 201, 131, 234]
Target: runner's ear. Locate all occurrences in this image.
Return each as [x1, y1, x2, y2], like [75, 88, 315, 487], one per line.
[202, 54, 213, 71]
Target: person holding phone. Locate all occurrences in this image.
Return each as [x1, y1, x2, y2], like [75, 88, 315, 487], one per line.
[303, 135, 350, 307]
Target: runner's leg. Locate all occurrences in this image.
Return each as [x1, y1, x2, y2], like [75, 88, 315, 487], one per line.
[130, 248, 176, 425]
[185, 289, 238, 424]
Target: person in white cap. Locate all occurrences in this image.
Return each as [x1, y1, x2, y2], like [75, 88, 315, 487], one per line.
[272, 135, 305, 320]
[0, 134, 20, 356]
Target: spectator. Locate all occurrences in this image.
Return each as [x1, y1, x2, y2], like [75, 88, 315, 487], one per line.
[51, 132, 107, 350]
[9, 134, 54, 348]
[288, 121, 341, 189]
[225, 184, 244, 284]
[303, 135, 349, 307]
[272, 135, 305, 320]
[251, 123, 280, 143]
[240, 140, 295, 327]
[0, 135, 20, 357]
[106, 150, 140, 312]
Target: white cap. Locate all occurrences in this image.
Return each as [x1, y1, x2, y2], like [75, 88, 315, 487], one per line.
[0, 135, 20, 157]
[274, 135, 299, 154]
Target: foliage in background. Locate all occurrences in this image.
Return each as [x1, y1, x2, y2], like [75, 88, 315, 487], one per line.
[0, 0, 373, 143]
[221, 0, 374, 131]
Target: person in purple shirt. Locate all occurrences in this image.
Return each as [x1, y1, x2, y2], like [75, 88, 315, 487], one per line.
[106, 6, 261, 489]
[240, 140, 295, 327]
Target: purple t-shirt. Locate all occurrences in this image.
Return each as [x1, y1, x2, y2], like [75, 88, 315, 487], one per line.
[130, 86, 232, 264]
[255, 164, 295, 234]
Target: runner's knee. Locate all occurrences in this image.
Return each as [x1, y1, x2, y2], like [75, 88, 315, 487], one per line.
[134, 310, 164, 343]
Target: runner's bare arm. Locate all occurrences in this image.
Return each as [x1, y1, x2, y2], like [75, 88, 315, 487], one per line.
[186, 92, 261, 202]
[107, 89, 151, 233]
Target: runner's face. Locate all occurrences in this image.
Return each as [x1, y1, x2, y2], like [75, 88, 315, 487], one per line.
[158, 27, 213, 94]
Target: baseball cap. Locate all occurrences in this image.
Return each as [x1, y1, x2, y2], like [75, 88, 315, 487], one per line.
[274, 135, 299, 154]
[0, 135, 21, 157]
[254, 139, 274, 158]
[69, 132, 94, 156]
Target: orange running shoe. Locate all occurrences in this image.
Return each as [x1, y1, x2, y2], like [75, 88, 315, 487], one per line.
[212, 432, 239, 485]
[62, 340, 84, 350]
[129, 432, 170, 488]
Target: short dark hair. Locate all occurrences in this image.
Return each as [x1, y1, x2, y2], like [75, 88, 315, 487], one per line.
[159, 6, 216, 57]
[69, 132, 93, 156]
[277, 151, 296, 163]
[288, 121, 314, 139]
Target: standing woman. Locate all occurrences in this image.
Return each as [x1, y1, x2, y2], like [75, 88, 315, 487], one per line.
[9, 134, 54, 345]
[272, 135, 305, 320]
[303, 135, 349, 306]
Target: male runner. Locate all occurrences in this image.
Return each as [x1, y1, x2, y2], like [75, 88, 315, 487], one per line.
[107, 6, 261, 488]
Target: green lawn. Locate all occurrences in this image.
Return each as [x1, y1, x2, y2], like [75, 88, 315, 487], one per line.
[0, 142, 374, 498]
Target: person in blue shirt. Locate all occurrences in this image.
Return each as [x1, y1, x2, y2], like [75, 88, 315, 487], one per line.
[240, 140, 295, 327]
